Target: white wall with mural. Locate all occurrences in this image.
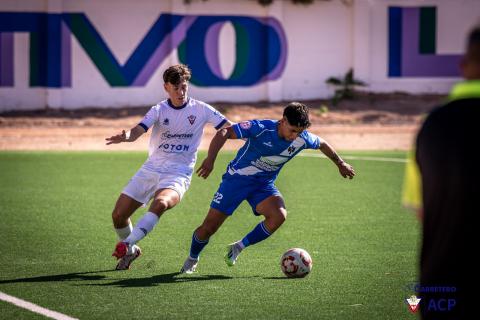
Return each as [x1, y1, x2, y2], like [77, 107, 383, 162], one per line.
[354, 0, 479, 93]
[0, 0, 478, 111]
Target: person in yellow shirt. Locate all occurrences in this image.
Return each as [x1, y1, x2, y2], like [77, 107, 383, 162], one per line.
[402, 25, 480, 319]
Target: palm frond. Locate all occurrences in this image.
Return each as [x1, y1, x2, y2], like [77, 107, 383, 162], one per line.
[326, 77, 342, 85]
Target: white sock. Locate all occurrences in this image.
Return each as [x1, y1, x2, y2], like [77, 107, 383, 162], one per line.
[115, 221, 133, 240]
[115, 221, 139, 255]
[236, 240, 245, 250]
[124, 212, 159, 246]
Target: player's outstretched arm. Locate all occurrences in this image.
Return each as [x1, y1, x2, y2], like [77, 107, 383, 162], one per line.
[105, 125, 146, 145]
[318, 141, 355, 179]
[197, 126, 238, 179]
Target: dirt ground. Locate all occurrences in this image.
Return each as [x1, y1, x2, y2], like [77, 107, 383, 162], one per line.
[0, 92, 445, 151]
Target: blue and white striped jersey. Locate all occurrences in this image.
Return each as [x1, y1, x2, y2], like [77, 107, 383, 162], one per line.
[227, 119, 322, 182]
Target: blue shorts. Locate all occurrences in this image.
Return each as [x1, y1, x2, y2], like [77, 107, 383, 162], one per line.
[210, 174, 282, 216]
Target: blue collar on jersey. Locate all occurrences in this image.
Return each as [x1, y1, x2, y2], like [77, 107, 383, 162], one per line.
[167, 97, 190, 110]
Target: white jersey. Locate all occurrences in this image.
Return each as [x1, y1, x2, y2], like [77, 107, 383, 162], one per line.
[138, 98, 227, 176]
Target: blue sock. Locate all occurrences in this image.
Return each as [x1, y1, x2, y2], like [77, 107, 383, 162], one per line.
[189, 231, 209, 259]
[241, 221, 272, 248]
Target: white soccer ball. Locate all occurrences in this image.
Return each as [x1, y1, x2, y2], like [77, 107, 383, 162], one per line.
[280, 248, 313, 278]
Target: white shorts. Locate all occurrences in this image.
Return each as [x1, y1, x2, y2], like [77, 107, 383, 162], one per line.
[122, 167, 191, 205]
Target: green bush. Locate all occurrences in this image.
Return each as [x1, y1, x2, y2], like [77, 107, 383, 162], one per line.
[326, 68, 367, 106]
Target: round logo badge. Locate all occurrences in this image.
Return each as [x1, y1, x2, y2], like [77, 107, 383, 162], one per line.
[240, 121, 252, 130]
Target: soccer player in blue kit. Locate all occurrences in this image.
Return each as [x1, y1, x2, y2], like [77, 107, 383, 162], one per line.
[180, 102, 355, 273]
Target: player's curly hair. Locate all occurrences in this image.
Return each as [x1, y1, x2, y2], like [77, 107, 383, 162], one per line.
[283, 102, 311, 128]
[163, 64, 192, 85]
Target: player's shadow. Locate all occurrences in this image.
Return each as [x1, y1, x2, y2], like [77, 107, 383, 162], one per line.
[0, 269, 115, 285]
[0, 270, 233, 288]
[91, 272, 233, 287]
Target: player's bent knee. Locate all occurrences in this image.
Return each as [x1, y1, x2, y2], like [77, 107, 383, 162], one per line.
[150, 198, 170, 213]
[272, 210, 287, 228]
[277, 209, 287, 224]
[112, 210, 126, 224]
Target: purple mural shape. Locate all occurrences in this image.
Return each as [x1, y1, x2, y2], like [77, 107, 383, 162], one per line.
[202, 17, 287, 83]
[61, 22, 71, 87]
[132, 16, 197, 86]
[256, 17, 287, 81]
[402, 8, 461, 77]
[0, 32, 14, 86]
[204, 21, 225, 80]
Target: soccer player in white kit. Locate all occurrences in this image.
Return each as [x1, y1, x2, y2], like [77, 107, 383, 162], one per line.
[106, 64, 231, 270]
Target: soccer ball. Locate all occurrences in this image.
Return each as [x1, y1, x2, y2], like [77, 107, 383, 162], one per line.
[280, 248, 313, 278]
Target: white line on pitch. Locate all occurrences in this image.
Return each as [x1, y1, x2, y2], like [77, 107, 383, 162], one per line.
[298, 153, 407, 163]
[0, 291, 78, 320]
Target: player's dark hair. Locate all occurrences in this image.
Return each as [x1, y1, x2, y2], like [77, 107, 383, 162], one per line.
[283, 102, 311, 128]
[466, 25, 480, 63]
[163, 64, 191, 85]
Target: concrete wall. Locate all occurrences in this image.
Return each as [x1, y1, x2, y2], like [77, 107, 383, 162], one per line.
[0, 0, 478, 111]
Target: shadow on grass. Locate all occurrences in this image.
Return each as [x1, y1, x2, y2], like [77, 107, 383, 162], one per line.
[0, 270, 263, 288]
[91, 272, 233, 287]
[0, 270, 115, 284]
[263, 276, 304, 280]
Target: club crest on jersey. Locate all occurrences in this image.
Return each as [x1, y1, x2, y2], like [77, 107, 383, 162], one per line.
[188, 115, 196, 125]
[240, 121, 252, 130]
[163, 118, 169, 125]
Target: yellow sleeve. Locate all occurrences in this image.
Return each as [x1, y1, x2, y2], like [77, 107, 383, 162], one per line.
[402, 150, 422, 210]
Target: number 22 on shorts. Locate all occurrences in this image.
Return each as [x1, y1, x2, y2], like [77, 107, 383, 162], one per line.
[213, 192, 223, 204]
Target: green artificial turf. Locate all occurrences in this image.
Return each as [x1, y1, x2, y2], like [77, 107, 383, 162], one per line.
[0, 151, 419, 319]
